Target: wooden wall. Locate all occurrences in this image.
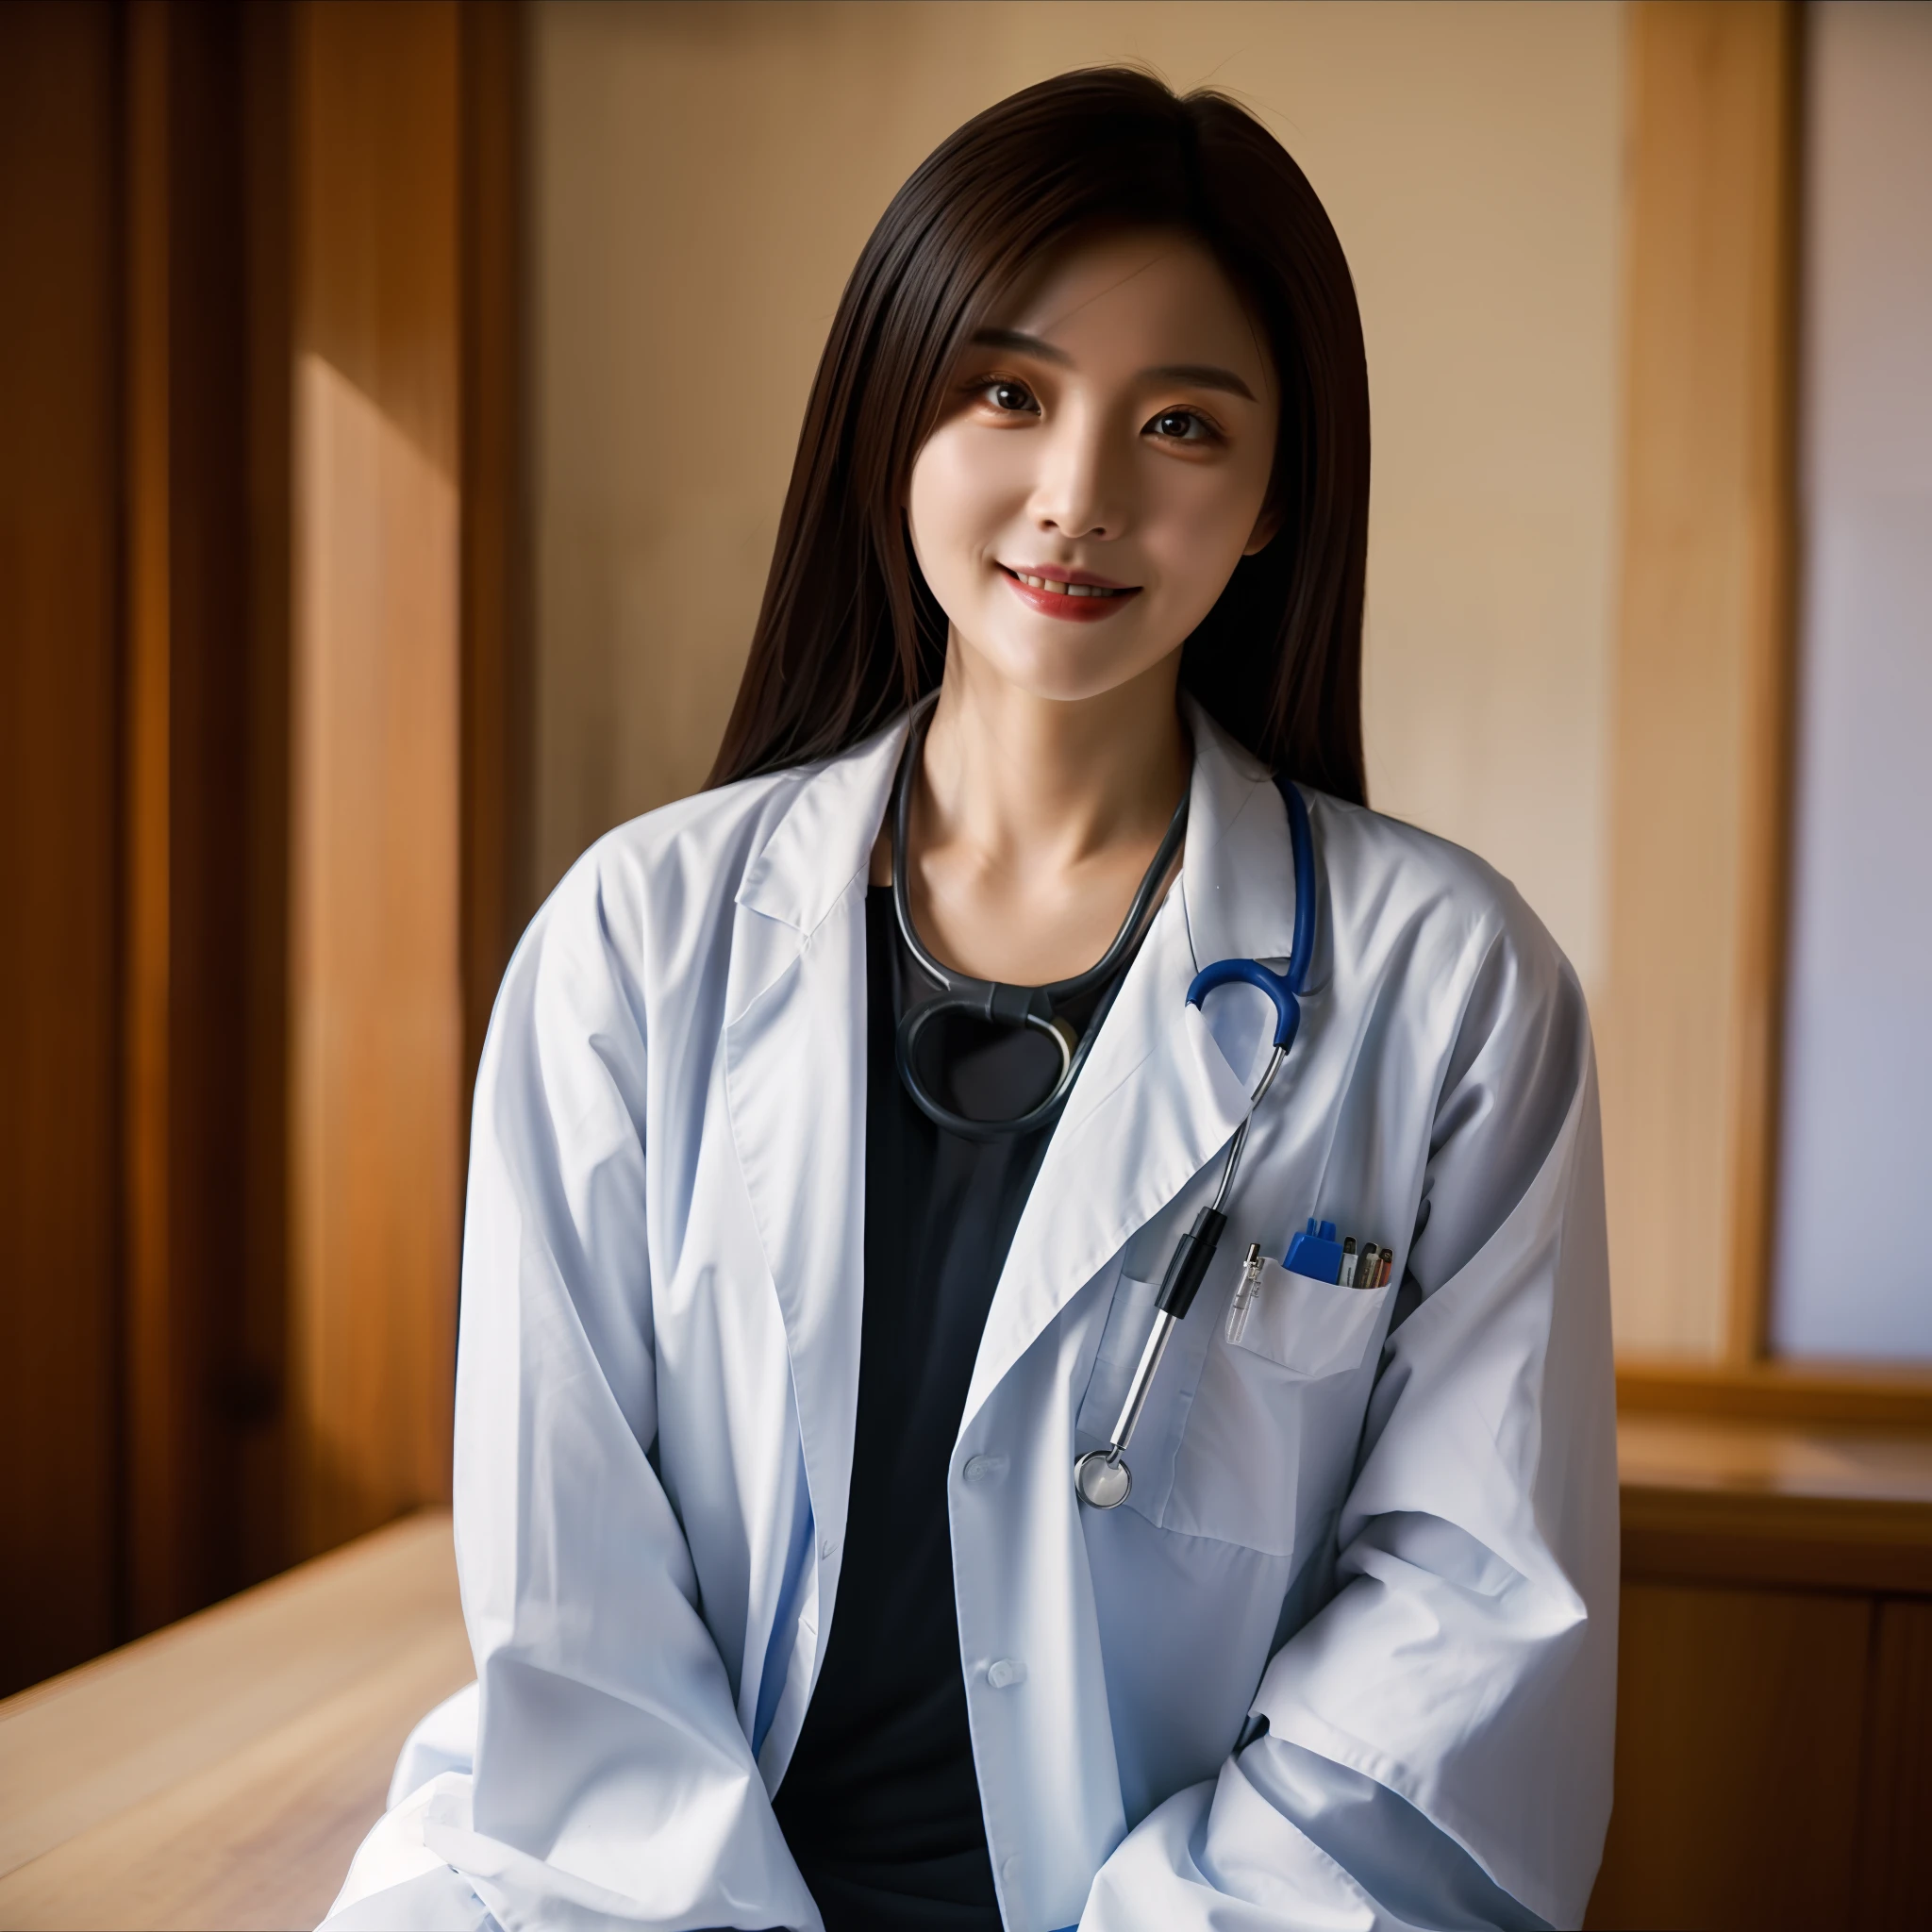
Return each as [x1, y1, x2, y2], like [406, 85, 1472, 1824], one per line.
[1593, 1584, 1932, 1930]
[1589, 1440, 1932, 1929]
[122, 0, 291, 1639]
[0, 0, 525, 1696]
[287, 0, 464, 1561]
[0, 0, 125, 1695]
[1598, 0, 1802, 1362]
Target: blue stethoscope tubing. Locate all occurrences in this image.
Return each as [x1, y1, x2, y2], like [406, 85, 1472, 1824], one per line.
[1187, 774, 1316, 1054]
[1074, 774, 1317, 1511]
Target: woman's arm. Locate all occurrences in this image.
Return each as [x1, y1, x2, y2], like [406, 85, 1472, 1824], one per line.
[1081, 914, 1619, 1931]
[325, 845, 820, 1932]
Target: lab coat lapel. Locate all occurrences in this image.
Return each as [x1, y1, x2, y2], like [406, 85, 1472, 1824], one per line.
[722, 720, 908, 1580]
[961, 709, 1304, 1425]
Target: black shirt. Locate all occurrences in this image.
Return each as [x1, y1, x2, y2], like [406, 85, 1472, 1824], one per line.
[772, 888, 1116, 1931]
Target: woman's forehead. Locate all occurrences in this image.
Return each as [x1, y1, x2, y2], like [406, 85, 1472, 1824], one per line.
[980, 229, 1274, 392]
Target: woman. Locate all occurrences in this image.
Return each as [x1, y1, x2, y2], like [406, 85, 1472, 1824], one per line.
[326, 68, 1615, 1932]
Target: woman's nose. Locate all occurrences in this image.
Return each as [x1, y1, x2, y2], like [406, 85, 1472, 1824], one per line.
[1028, 409, 1129, 541]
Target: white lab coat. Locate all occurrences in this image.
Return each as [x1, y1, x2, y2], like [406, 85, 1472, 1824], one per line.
[325, 703, 1616, 1932]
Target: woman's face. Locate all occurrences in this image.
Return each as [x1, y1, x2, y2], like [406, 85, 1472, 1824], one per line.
[908, 228, 1280, 708]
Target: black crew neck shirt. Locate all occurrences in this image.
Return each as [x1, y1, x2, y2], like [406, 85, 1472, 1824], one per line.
[771, 887, 1116, 1931]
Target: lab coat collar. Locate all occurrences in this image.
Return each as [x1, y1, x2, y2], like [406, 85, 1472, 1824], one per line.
[732, 694, 1299, 958]
[734, 717, 908, 939]
[1174, 695, 1303, 973]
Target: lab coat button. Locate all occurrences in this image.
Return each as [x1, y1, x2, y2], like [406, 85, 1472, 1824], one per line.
[962, 1455, 1004, 1483]
[1002, 1854, 1022, 1886]
[987, 1657, 1026, 1690]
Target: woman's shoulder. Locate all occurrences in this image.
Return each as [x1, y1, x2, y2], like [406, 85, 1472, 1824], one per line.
[591, 764, 817, 900]
[525, 719, 907, 991]
[1304, 790, 1576, 1001]
[487, 764, 835, 1064]
[527, 763, 813, 965]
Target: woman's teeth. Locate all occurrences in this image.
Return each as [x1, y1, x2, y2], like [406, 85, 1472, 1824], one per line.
[1011, 572, 1128, 597]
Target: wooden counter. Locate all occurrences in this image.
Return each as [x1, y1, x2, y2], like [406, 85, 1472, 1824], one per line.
[3, 1424, 1929, 1931]
[0, 1510, 470, 1932]
[1591, 1413, 1932, 1931]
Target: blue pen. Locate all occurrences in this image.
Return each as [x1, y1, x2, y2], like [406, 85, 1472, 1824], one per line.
[1284, 1217, 1343, 1283]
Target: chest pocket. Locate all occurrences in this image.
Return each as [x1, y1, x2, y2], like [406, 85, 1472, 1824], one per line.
[1163, 1259, 1395, 1557]
[1231, 1259, 1391, 1376]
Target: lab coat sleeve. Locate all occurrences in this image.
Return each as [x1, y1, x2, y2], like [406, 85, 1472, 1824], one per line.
[1081, 902, 1618, 1932]
[324, 849, 820, 1932]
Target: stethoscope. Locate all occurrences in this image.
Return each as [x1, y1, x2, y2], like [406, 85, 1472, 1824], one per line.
[1074, 770, 1314, 1509]
[891, 698, 1190, 1142]
[886, 699, 1320, 1511]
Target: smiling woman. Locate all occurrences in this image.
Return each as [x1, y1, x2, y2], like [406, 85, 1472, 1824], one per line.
[912, 235, 1277, 669]
[708, 71, 1369, 810]
[325, 66, 1613, 1932]
[893, 229, 1284, 987]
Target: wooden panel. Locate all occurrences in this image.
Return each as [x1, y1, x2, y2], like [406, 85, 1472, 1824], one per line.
[123, 0, 290, 1636]
[1587, 1582, 1871, 1931]
[1856, 1597, 1932, 1926]
[0, 1510, 469, 1932]
[459, 0, 533, 1108]
[1599, 0, 1800, 1359]
[1620, 1359, 1932, 1431]
[1619, 1413, 1932, 1591]
[0, 0, 123, 1696]
[123, 0, 186, 1642]
[2, 0, 497, 1681]
[1620, 1412, 1932, 1505]
[237, 0, 296, 1591]
[289, 0, 464, 1557]
[1624, 1485, 1932, 1595]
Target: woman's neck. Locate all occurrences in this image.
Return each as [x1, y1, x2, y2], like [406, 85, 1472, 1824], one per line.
[874, 641, 1191, 985]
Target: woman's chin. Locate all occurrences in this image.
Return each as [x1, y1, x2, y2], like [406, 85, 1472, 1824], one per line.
[956, 625, 1178, 710]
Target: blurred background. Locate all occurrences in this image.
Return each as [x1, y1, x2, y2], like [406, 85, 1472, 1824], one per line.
[1, 1, 1928, 1924]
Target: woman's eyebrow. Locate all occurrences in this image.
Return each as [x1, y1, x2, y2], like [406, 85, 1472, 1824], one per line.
[968, 330, 1256, 401]
[1145, 362, 1257, 401]
[971, 326, 1073, 365]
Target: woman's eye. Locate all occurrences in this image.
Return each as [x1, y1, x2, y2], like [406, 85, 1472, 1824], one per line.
[1148, 408, 1214, 442]
[983, 380, 1038, 415]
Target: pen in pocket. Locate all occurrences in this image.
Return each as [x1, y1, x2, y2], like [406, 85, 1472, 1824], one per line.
[1282, 1217, 1392, 1289]
[1226, 1241, 1265, 1344]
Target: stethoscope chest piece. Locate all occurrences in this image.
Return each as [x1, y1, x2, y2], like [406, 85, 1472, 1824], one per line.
[1074, 1449, 1132, 1510]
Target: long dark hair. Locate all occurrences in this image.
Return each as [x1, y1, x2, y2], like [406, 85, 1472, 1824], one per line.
[708, 67, 1371, 805]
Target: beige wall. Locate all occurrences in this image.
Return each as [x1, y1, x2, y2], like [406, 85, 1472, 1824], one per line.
[530, 0, 1625, 1003]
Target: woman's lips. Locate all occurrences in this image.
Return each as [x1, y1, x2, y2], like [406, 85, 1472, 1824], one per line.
[998, 563, 1142, 623]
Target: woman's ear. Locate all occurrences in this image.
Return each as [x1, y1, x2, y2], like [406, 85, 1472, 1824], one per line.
[1243, 501, 1283, 557]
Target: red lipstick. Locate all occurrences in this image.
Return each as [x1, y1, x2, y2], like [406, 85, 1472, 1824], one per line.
[998, 563, 1141, 624]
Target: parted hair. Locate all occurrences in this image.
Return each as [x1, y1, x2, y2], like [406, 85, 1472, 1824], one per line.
[707, 66, 1371, 806]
